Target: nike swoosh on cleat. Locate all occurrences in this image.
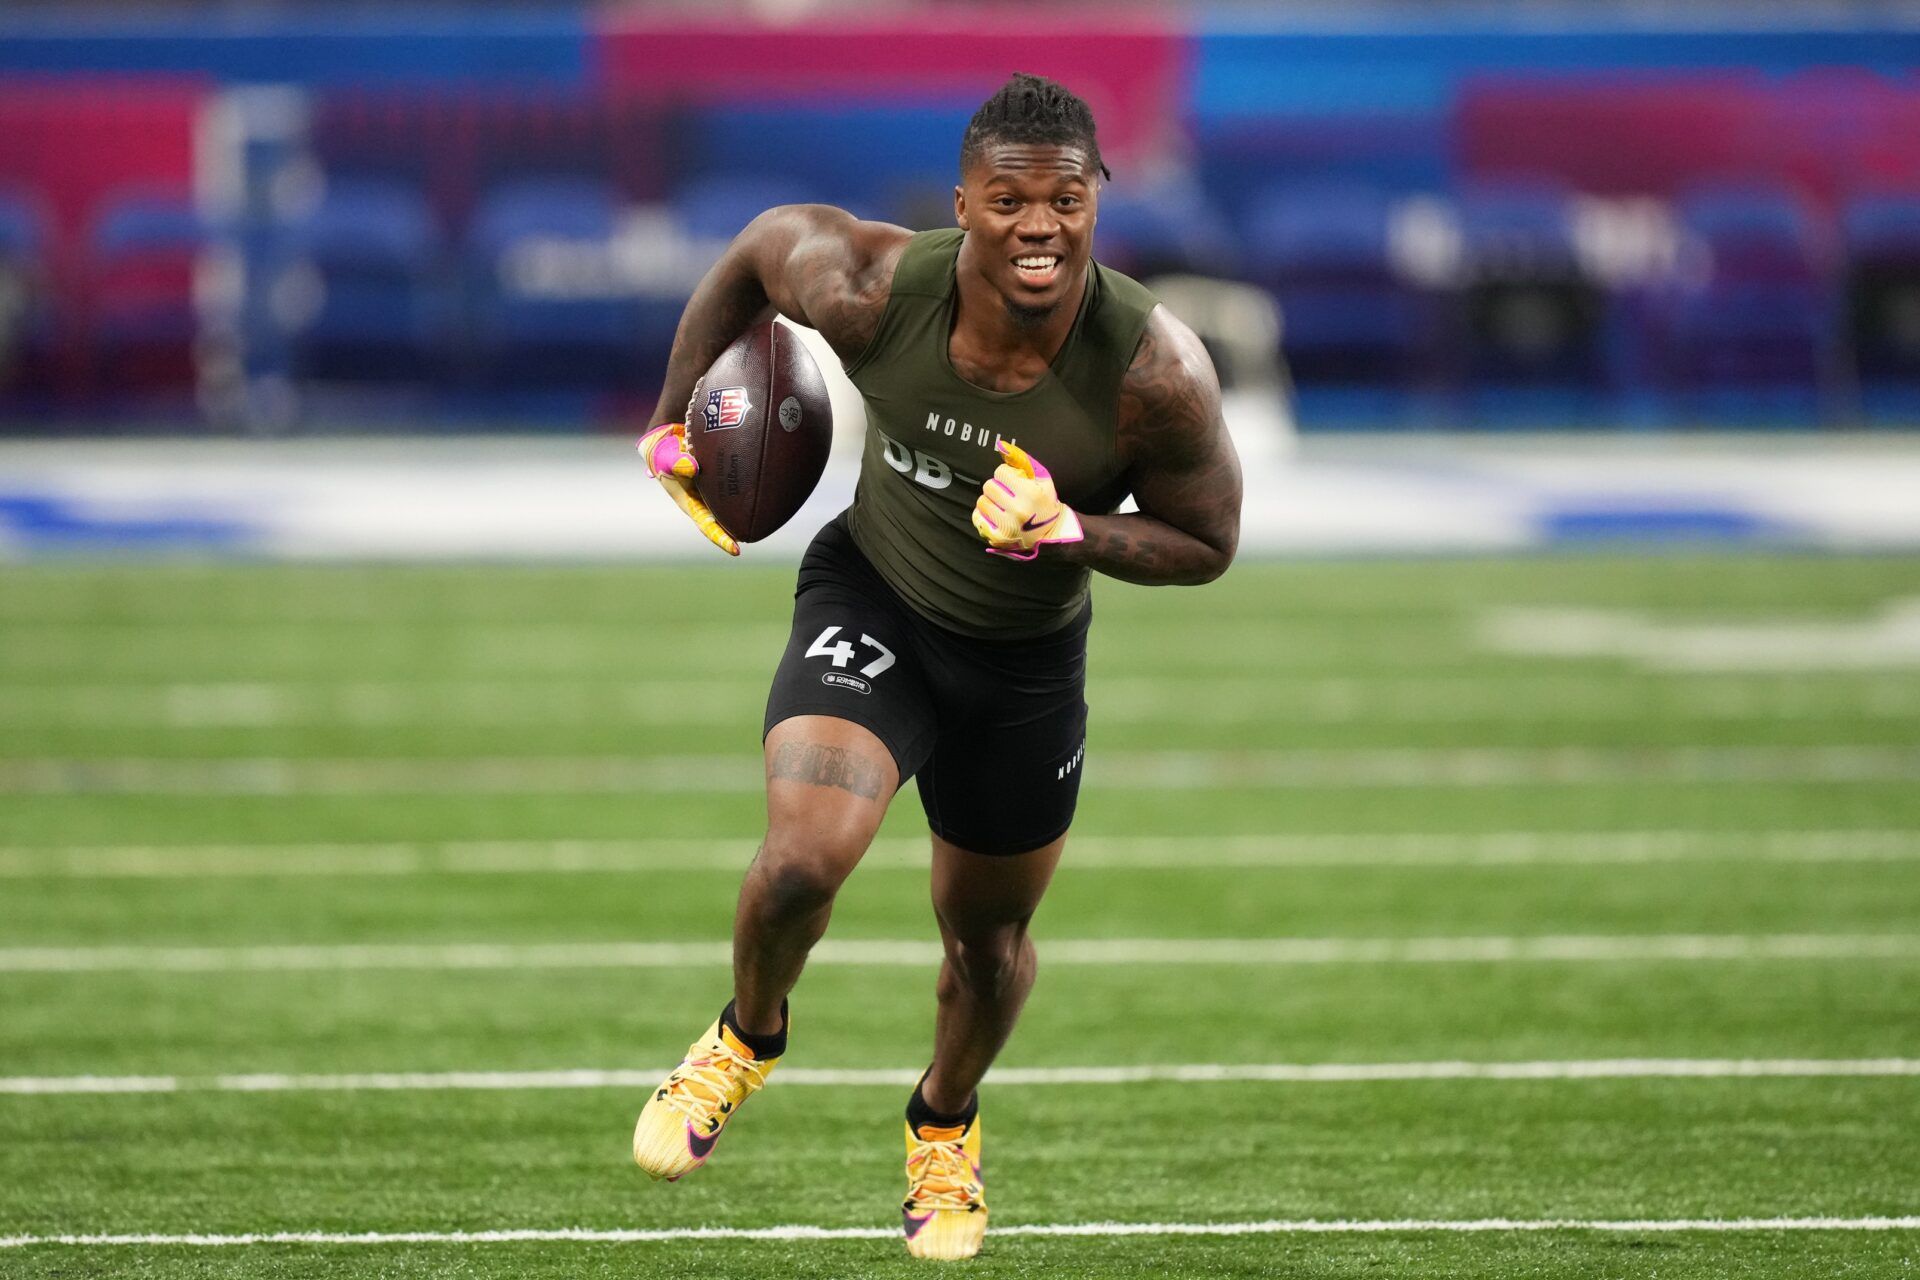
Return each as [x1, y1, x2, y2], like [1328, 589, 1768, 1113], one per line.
[902, 1210, 934, 1240]
[685, 1123, 719, 1159]
[1021, 513, 1059, 532]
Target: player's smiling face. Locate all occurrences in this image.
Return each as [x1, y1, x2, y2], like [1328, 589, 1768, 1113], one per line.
[955, 142, 1098, 319]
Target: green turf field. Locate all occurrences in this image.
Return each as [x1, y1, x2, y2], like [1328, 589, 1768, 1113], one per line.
[2, 554, 1917, 1277]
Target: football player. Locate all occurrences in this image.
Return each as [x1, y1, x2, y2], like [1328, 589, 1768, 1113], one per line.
[632, 73, 1241, 1260]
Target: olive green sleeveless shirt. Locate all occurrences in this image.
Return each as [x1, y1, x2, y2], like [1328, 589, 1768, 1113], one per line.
[841, 228, 1159, 640]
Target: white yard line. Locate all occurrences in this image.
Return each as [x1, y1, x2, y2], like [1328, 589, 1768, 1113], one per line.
[4, 1059, 1917, 1096]
[2, 934, 1914, 974]
[5, 830, 1920, 879]
[0, 680, 767, 728]
[3, 1217, 1917, 1248]
[1481, 601, 1920, 672]
[0, 838, 777, 878]
[5, 674, 1916, 728]
[2, 745, 1916, 794]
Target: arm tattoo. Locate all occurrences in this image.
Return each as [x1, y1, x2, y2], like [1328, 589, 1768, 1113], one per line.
[649, 276, 770, 427]
[789, 235, 896, 364]
[648, 209, 905, 426]
[768, 742, 887, 800]
[1060, 312, 1242, 585]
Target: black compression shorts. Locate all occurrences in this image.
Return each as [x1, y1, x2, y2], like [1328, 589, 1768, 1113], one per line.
[763, 513, 1090, 856]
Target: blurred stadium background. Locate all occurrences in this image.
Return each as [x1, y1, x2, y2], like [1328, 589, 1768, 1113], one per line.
[2, 3, 1918, 1276]
[7, 2, 1920, 431]
[3, 1, 1920, 552]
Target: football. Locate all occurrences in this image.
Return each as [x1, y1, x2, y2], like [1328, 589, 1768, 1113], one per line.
[685, 318, 835, 544]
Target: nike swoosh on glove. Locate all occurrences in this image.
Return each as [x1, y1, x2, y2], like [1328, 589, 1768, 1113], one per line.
[970, 440, 1085, 561]
[638, 422, 739, 556]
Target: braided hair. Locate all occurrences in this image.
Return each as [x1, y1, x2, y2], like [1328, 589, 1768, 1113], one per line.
[960, 73, 1110, 182]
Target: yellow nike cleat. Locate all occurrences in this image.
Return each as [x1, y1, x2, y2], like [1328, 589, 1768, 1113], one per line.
[632, 1017, 780, 1181]
[902, 1113, 987, 1260]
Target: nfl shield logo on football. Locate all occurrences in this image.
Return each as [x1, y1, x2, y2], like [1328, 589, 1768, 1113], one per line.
[704, 386, 752, 432]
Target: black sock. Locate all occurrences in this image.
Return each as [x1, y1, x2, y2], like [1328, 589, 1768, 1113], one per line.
[719, 998, 788, 1060]
[907, 1072, 977, 1133]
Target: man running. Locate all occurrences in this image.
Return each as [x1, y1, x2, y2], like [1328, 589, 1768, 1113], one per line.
[632, 73, 1242, 1261]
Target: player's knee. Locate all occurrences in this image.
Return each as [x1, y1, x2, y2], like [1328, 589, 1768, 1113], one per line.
[942, 925, 1031, 1000]
[749, 835, 852, 920]
[763, 788, 879, 870]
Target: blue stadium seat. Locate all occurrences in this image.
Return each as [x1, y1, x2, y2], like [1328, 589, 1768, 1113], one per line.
[466, 176, 651, 392]
[277, 178, 451, 382]
[1091, 181, 1236, 281]
[470, 176, 621, 252]
[87, 191, 224, 403]
[1453, 184, 1609, 419]
[287, 179, 438, 262]
[1196, 114, 1450, 232]
[0, 189, 54, 411]
[1845, 192, 1920, 257]
[95, 196, 215, 258]
[1656, 183, 1838, 421]
[1456, 184, 1579, 269]
[0, 194, 39, 252]
[1842, 192, 1920, 418]
[1241, 182, 1437, 421]
[1678, 183, 1829, 279]
[1242, 182, 1397, 279]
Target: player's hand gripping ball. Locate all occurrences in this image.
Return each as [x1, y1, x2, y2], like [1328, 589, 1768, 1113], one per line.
[971, 440, 1085, 560]
[638, 422, 739, 557]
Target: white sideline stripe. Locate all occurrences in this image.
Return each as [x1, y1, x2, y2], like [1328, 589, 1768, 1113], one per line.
[2, 746, 1918, 794]
[2, 934, 1915, 974]
[4, 1217, 1918, 1248]
[5, 1059, 1919, 1096]
[7, 830, 1920, 878]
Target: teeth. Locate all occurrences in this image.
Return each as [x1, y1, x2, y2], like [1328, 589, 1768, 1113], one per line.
[1016, 256, 1058, 269]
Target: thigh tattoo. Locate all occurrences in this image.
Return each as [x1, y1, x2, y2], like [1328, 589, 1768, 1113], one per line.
[768, 742, 887, 800]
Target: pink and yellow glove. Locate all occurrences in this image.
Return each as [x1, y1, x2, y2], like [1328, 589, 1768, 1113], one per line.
[638, 422, 739, 557]
[970, 440, 1084, 561]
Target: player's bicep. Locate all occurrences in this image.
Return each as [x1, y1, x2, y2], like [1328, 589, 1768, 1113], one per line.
[1119, 309, 1243, 559]
[737, 205, 904, 362]
[718, 206, 821, 325]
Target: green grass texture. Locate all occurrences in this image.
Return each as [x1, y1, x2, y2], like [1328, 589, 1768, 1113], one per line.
[2, 554, 1917, 1277]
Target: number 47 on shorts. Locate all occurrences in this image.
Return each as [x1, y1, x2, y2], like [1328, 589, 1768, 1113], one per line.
[806, 626, 896, 678]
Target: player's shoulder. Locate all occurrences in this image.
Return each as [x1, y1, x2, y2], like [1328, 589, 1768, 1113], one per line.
[754, 204, 911, 286]
[1129, 302, 1213, 385]
[755, 205, 913, 362]
[1116, 300, 1223, 442]
[837, 209, 917, 286]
